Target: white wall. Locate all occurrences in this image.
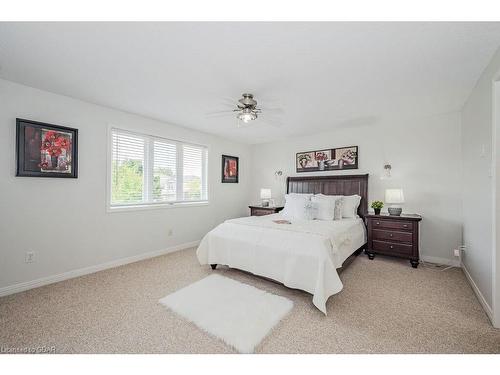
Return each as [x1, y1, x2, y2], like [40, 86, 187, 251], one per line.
[494, 81, 500, 327]
[0, 79, 251, 290]
[461, 47, 500, 314]
[250, 112, 463, 264]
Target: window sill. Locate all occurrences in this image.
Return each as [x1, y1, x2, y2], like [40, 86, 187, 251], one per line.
[107, 201, 210, 213]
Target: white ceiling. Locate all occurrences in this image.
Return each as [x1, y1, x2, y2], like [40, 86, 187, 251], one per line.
[1, 22, 500, 144]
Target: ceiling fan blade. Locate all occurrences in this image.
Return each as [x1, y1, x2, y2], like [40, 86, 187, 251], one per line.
[259, 117, 283, 127]
[260, 107, 284, 114]
[205, 109, 235, 115]
[220, 97, 239, 106]
[205, 112, 236, 119]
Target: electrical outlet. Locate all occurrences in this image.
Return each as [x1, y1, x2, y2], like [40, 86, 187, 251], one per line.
[453, 249, 460, 257]
[167, 229, 173, 237]
[25, 251, 36, 263]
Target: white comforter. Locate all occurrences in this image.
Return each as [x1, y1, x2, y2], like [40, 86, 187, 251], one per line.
[196, 214, 366, 314]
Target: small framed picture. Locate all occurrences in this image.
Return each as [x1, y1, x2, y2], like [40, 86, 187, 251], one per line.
[221, 154, 239, 183]
[16, 118, 78, 178]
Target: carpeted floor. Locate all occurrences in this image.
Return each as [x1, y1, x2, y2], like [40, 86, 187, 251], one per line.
[0, 248, 499, 353]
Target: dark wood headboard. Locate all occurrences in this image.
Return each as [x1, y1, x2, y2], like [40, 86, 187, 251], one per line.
[287, 174, 369, 217]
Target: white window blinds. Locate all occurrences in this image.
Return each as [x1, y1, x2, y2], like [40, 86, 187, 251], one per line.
[111, 132, 145, 204]
[182, 144, 208, 201]
[110, 128, 208, 208]
[153, 140, 177, 202]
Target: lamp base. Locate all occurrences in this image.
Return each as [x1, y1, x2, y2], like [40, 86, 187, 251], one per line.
[388, 207, 402, 216]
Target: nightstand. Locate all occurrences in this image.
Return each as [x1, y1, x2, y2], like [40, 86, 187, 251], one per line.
[365, 213, 422, 268]
[248, 205, 284, 216]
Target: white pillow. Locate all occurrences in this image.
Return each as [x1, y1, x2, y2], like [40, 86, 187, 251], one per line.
[282, 194, 313, 220]
[341, 195, 361, 218]
[311, 194, 343, 221]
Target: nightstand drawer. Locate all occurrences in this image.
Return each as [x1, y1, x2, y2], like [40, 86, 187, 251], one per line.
[252, 209, 271, 216]
[372, 240, 413, 256]
[371, 219, 412, 231]
[372, 229, 412, 243]
[249, 206, 284, 216]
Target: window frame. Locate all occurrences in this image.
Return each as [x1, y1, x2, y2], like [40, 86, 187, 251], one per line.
[106, 126, 209, 213]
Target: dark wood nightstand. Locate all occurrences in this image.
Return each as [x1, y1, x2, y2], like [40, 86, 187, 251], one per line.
[249, 205, 284, 216]
[365, 213, 422, 268]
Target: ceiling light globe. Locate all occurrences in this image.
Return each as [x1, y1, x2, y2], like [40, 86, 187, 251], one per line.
[238, 111, 256, 123]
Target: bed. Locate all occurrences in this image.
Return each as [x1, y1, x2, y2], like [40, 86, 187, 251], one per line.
[196, 174, 368, 314]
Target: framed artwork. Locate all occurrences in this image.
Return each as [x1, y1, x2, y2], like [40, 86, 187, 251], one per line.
[16, 118, 78, 178]
[221, 154, 239, 183]
[296, 146, 358, 173]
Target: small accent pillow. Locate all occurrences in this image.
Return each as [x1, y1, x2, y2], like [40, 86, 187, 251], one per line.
[282, 193, 313, 220]
[311, 194, 343, 221]
[304, 201, 318, 220]
[334, 197, 343, 220]
[341, 195, 361, 218]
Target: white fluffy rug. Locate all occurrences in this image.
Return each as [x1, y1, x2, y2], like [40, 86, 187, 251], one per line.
[159, 274, 293, 353]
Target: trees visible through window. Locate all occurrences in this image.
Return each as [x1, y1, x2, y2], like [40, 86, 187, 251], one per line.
[110, 128, 208, 208]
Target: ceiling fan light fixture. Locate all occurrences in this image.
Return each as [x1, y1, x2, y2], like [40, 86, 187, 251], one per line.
[237, 108, 257, 123]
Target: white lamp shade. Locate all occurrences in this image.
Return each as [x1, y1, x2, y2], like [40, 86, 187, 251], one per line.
[260, 188, 272, 199]
[385, 189, 405, 204]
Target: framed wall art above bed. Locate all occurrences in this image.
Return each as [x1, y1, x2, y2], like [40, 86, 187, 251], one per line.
[296, 146, 358, 173]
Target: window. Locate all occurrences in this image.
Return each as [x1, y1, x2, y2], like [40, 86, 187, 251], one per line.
[109, 128, 208, 209]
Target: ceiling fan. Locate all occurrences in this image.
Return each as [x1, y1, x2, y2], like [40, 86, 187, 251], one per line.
[206, 93, 283, 127]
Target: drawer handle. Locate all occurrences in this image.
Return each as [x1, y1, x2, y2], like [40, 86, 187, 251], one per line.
[390, 245, 394, 249]
[376, 221, 380, 225]
[403, 224, 408, 228]
[389, 233, 393, 237]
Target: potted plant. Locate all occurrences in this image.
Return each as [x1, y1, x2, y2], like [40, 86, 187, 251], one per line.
[371, 200, 384, 215]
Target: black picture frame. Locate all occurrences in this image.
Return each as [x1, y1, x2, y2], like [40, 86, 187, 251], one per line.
[221, 154, 239, 183]
[16, 118, 79, 178]
[296, 145, 358, 173]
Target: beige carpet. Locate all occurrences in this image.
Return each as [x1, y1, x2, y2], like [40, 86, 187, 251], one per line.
[0, 248, 499, 353]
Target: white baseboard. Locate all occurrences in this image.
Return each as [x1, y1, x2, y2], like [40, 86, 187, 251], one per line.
[421, 255, 460, 267]
[0, 240, 200, 298]
[461, 262, 494, 324]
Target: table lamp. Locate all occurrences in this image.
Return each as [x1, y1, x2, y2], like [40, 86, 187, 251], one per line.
[260, 188, 272, 207]
[385, 188, 404, 216]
